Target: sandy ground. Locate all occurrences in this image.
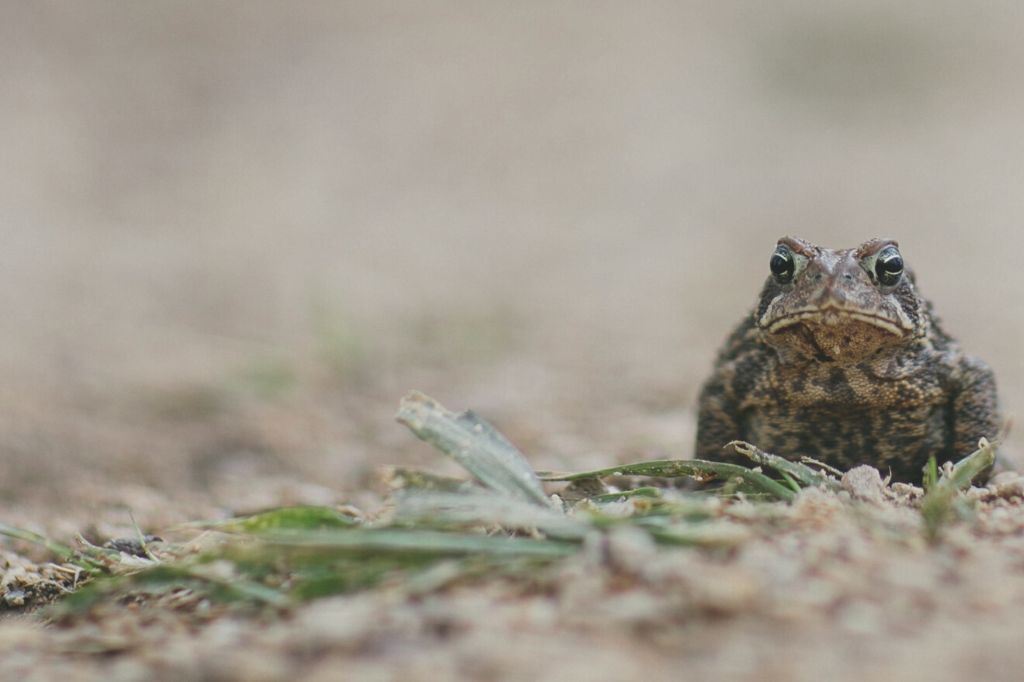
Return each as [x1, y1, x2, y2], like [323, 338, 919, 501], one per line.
[2, 2, 1024, 680]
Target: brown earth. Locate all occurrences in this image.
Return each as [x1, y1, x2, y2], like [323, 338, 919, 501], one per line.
[2, 2, 1024, 680]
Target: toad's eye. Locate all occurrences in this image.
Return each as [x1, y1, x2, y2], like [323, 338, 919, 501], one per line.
[770, 245, 795, 284]
[875, 246, 903, 286]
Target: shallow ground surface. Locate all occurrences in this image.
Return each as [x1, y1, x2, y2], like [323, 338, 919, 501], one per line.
[3, 2, 1024, 680]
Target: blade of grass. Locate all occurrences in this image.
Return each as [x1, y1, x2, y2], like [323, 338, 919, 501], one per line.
[539, 459, 796, 502]
[258, 528, 578, 558]
[799, 456, 845, 478]
[185, 506, 359, 533]
[396, 391, 549, 507]
[922, 455, 939, 492]
[0, 524, 108, 574]
[944, 438, 996, 491]
[54, 562, 290, 614]
[393, 491, 590, 541]
[590, 487, 662, 503]
[726, 441, 840, 491]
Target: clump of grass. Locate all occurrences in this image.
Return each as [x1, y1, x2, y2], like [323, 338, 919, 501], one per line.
[0, 393, 999, 613]
[919, 439, 996, 543]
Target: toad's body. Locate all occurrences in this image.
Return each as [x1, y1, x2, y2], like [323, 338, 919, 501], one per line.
[696, 237, 999, 482]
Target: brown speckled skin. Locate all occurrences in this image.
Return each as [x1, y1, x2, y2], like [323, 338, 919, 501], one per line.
[696, 237, 999, 482]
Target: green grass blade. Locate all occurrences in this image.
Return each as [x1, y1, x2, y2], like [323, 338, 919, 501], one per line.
[186, 506, 359, 533]
[945, 438, 996, 490]
[590, 487, 662, 502]
[726, 441, 840, 491]
[55, 562, 290, 614]
[396, 391, 549, 507]
[0, 524, 108, 574]
[922, 455, 939, 491]
[258, 528, 578, 558]
[393, 491, 590, 540]
[539, 459, 796, 502]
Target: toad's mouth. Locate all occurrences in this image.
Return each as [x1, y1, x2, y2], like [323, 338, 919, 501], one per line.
[761, 307, 911, 337]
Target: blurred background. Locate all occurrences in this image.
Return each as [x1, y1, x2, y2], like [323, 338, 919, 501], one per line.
[2, 1, 1022, 526]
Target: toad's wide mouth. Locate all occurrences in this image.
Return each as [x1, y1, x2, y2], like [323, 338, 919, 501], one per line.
[760, 307, 912, 337]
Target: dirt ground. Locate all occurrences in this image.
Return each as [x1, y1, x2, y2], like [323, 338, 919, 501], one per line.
[3, 2, 1024, 680]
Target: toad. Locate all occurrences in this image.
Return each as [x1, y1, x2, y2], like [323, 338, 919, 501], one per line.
[696, 237, 999, 482]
